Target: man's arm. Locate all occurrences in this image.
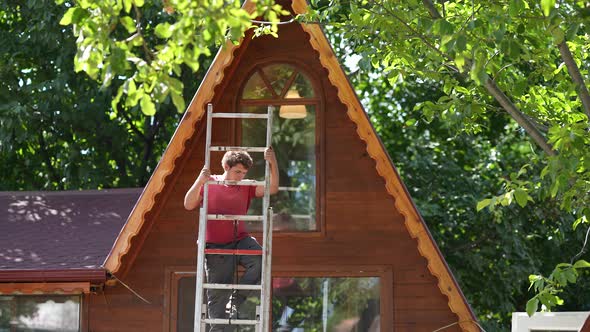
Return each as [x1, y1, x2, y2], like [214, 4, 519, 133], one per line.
[256, 147, 279, 197]
[184, 168, 211, 210]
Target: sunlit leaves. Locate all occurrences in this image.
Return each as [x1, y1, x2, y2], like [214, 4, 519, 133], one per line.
[309, 0, 590, 318]
[527, 260, 590, 316]
[57, 0, 288, 116]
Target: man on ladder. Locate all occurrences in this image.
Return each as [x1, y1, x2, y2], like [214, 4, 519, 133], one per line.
[184, 143, 279, 330]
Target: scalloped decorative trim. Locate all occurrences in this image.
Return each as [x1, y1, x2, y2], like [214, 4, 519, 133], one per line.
[0, 282, 90, 294]
[292, 3, 478, 331]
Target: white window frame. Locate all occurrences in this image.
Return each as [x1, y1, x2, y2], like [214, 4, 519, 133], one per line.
[511, 311, 589, 332]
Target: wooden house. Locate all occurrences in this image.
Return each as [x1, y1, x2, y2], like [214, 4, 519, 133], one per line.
[0, 0, 479, 330]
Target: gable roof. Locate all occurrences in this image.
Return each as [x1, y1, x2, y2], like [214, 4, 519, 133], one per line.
[103, 0, 479, 330]
[0, 188, 141, 275]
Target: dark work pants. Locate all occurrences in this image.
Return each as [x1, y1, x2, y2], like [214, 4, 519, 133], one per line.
[205, 236, 262, 332]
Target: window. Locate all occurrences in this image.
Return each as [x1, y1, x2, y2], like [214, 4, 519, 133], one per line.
[272, 277, 380, 331]
[511, 312, 589, 332]
[168, 273, 381, 332]
[239, 63, 320, 232]
[0, 295, 81, 332]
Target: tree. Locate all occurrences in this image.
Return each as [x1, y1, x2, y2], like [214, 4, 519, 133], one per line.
[306, 0, 590, 317]
[0, 0, 207, 190]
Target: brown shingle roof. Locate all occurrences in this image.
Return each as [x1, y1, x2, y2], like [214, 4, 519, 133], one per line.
[0, 188, 141, 271]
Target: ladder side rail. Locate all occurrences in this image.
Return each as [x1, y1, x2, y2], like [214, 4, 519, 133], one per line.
[259, 105, 274, 331]
[194, 103, 214, 332]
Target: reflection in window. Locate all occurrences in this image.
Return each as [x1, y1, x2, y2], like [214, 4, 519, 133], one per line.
[0, 295, 80, 332]
[240, 64, 317, 232]
[272, 277, 380, 332]
[173, 276, 380, 332]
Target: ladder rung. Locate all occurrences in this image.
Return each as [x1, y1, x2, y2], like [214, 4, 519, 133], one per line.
[203, 283, 262, 290]
[210, 146, 266, 152]
[207, 179, 264, 186]
[211, 113, 268, 119]
[205, 249, 263, 255]
[207, 214, 264, 221]
[202, 318, 258, 325]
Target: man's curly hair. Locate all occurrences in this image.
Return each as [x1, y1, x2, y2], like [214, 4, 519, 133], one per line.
[221, 151, 253, 169]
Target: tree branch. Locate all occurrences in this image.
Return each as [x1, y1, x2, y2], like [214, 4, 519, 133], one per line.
[483, 79, 555, 155]
[557, 40, 590, 121]
[133, 5, 154, 64]
[421, 0, 556, 155]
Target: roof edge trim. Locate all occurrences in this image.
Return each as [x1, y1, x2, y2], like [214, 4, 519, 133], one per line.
[0, 268, 105, 284]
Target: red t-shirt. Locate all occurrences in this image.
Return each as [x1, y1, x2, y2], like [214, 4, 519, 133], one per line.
[200, 175, 257, 244]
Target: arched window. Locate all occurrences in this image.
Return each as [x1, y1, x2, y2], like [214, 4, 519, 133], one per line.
[238, 63, 319, 232]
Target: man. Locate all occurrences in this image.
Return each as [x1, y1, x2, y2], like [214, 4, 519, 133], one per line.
[184, 148, 279, 331]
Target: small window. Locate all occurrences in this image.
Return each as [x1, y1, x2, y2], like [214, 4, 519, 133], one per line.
[0, 295, 81, 331]
[239, 63, 319, 232]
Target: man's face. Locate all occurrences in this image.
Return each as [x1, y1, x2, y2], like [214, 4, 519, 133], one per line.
[225, 163, 248, 181]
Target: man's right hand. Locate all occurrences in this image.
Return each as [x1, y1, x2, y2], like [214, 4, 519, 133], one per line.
[197, 168, 211, 184]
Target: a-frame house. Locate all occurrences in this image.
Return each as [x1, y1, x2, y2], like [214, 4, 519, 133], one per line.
[89, 0, 480, 330]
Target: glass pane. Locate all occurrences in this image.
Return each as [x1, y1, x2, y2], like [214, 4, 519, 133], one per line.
[272, 277, 380, 332]
[242, 71, 274, 99]
[177, 277, 195, 332]
[262, 64, 295, 97]
[0, 295, 80, 332]
[240, 105, 316, 232]
[285, 73, 314, 98]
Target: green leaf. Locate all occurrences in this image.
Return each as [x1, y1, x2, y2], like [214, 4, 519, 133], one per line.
[541, 0, 555, 17]
[566, 24, 580, 41]
[171, 91, 186, 113]
[573, 216, 587, 230]
[155, 23, 173, 39]
[120, 16, 136, 34]
[477, 198, 492, 211]
[573, 260, 590, 269]
[140, 94, 156, 116]
[123, 0, 132, 13]
[59, 8, 77, 25]
[59, 7, 87, 25]
[551, 28, 564, 45]
[526, 297, 539, 317]
[514, 189, 528, 207]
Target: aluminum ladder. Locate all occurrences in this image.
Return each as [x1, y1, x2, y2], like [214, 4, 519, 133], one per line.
[194, 103, 274, 332]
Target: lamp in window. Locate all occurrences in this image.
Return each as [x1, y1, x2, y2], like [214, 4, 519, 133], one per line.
[279, 89, 307, 119]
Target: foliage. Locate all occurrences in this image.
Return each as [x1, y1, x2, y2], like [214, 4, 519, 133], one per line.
[0, 0, 205, 189]
[306, 0, 590, 320]
[55, 0, 289, 116]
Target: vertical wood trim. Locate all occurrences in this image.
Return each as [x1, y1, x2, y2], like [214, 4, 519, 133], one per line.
[381, 267, 394, 332]
[291, 2, 479, 330]
[81, 292, 89, 332]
